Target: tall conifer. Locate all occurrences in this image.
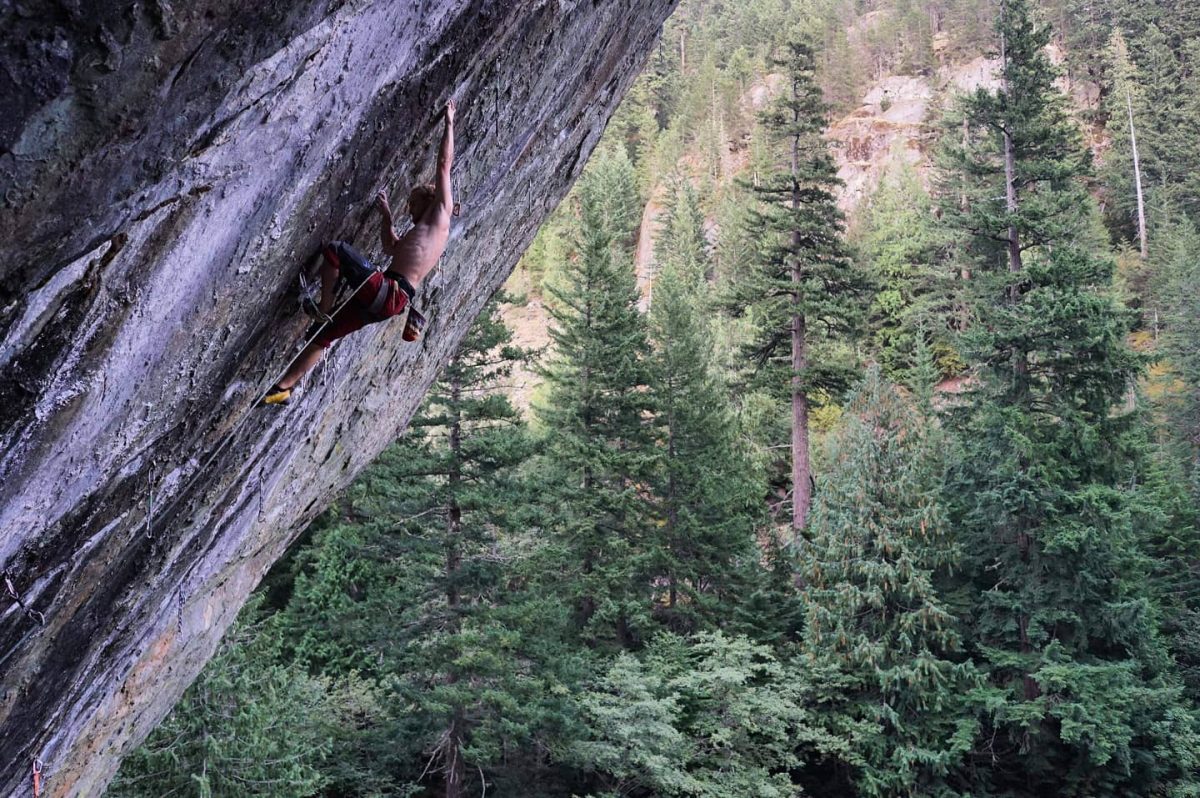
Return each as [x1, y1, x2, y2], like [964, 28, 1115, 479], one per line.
[647, 184, 763, 631]
[938, 2, 1200, 792]
[802, 368, 980, 797]
[279, 299, 551, 797]
[732, 36, 867, 538]
[857, 165, 954, 379]
[538, 165, 656, 647]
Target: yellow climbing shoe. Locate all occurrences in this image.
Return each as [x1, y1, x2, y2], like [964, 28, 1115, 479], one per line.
[262, 384, 291, 405]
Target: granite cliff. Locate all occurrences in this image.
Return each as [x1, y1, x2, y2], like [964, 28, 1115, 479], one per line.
[0, 1, 677, 794]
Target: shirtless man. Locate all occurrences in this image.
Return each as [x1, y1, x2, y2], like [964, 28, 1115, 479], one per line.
[264, 99, 456, 405]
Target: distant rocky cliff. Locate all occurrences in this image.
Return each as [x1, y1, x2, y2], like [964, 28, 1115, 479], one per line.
[0, 1, 676, 794]
[828, 41, 1101, 213]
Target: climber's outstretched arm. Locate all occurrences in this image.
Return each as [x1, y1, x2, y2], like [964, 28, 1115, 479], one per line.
[437, 99, 455, 213]
[375, 190, 399, 253]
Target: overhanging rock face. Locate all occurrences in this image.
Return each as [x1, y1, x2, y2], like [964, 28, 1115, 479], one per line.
[0, 1, 676, 794]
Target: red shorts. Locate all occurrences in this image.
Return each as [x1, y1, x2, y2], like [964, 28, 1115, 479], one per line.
[314, 270, 411, 348]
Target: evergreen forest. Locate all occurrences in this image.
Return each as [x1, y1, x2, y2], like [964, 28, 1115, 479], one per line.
[109, 0, 1200, 795]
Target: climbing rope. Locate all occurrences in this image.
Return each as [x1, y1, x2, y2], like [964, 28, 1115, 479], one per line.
[143, 254, 392, 540]
[127, 261, 388, 628]
[177, 267, 374, 469]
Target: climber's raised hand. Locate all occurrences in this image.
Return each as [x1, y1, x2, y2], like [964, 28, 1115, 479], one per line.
[375, 189, 392, 217]
[445, 98, 456, 125]
[376, 190, 398, 252]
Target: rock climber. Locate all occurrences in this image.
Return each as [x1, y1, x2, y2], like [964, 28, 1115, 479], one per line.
[263, 99, 457, 405]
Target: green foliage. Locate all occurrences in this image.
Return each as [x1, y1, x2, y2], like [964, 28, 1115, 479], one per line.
[375, 298, 553, 795]
[537, 162, 658, 646]
[1098, 28, 1149, 247]
[935, 2, 1200, 793]
[581, 145, 643, 257]
[269, 299, 570, 796]
[732, 36, 866, 402]
[647, 183, 765, 631]
[568, 632, 827, 797]
[727, 35, 869, 534]
[801, 368, 982, 797]
[121, 3, 1200, 797]
[855, 165, 957, 379]
[1155, 217, 1200, 463]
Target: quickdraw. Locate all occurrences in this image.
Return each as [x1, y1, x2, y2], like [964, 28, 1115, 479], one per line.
[32, 757, 43, 797]
[4, 573, 45, 626]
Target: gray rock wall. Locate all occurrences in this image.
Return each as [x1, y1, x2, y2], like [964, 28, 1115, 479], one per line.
[0, 1, 677, 794]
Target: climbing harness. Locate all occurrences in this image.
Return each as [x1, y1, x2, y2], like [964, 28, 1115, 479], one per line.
[297, 272, 331, 324]
[143, 238, 427, 534]
[264, 242, 419, 406]
[322, 241, 417, 324]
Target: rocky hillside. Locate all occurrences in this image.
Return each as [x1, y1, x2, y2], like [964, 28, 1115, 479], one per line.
[497, 11, 1109, 414]
[829, 40, 1102, 213]
[0, 1, 677, 794]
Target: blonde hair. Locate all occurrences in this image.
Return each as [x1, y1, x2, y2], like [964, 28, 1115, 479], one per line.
[408, 184, 436, 220]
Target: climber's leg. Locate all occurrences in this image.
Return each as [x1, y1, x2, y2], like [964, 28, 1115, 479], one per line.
[263, 341, 323, 403]
[277, 341, 325, 391]
[262, 300, 376, 404]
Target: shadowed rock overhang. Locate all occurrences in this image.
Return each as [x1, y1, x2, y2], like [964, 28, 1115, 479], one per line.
[0, 1, 678, 794]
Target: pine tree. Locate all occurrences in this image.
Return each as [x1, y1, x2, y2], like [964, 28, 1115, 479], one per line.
[583, 145, 643, 257]
[856, 164, 956, 380]
[655, 181, 708, 282]
[607, 76, 661, 184]
[1177, 38, 1200, 223]
[731, 35, 867, 539]
[1143, 219, 1200, 695]
[391, 296, 542, 798]
[647, 183, 763, 632]
[1098, 29, 1150, 256]
[1125, 22, 1200, 225]
[537, 164, 657, 647]
[937, 2, 1200, 793]
[801, 368, 980, 798]
[1156, 217, 1200, 465]
[279, 299, 560, 797]
[567, 631, 823, 797]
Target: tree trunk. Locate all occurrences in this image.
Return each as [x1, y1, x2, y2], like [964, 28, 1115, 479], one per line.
[667, 415, 679, 608]
[1000, 5, 1038, 703]
[445, 375, 466, 798]
[1127, 91, 1149, 260]
[960, 116, 972, 281]
[792, 309, 811, 536]
[445, 708, 466, 798]
[1000, 25, 1023, 277]
[789, 115, 811, 538]
[999, 15, 1029, 386]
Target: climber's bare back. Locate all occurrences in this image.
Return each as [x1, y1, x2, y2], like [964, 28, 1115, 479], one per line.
[387, 210, 451, 286]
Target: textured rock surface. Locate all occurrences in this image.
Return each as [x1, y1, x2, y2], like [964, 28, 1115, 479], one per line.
[0, 1, 676, 794]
